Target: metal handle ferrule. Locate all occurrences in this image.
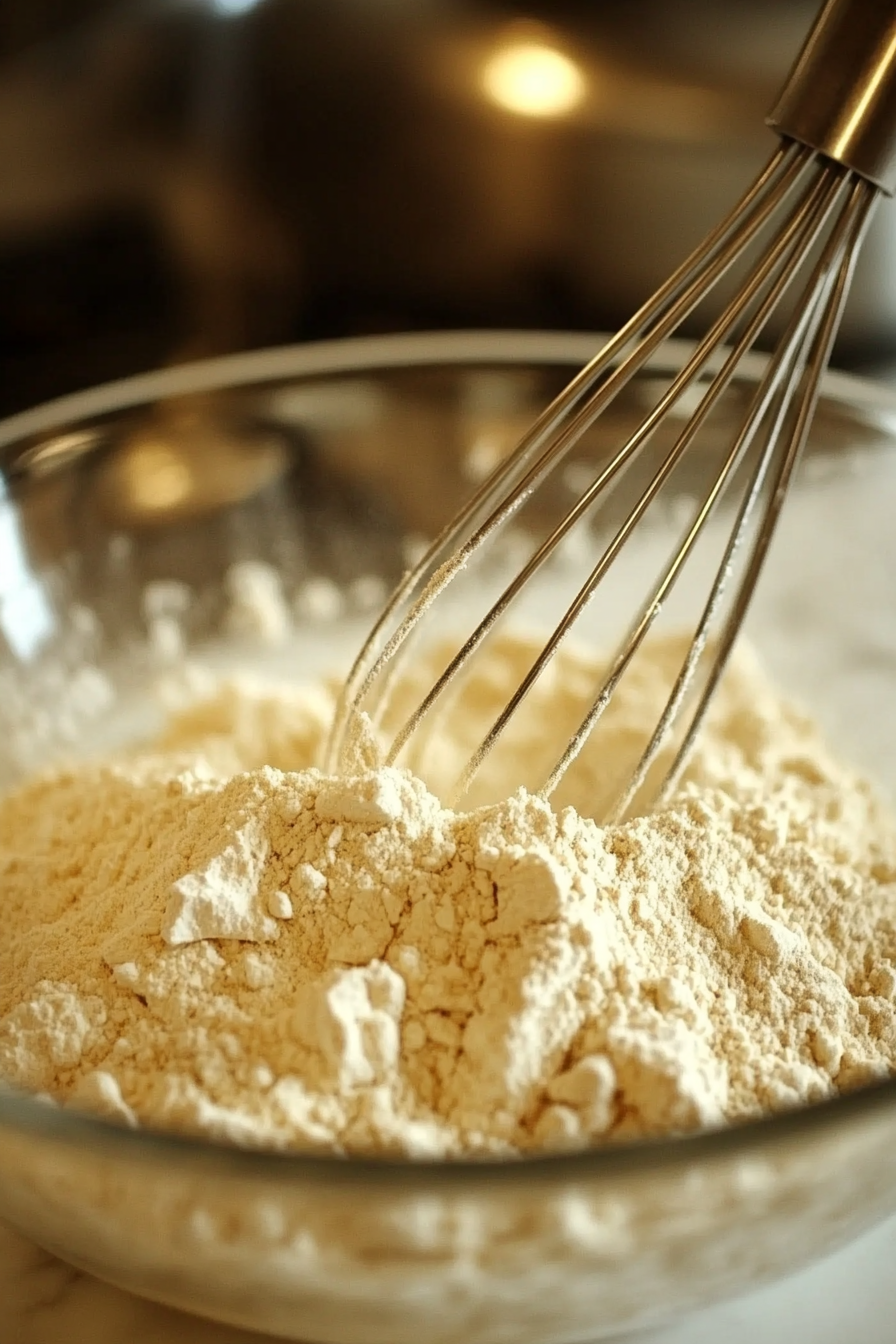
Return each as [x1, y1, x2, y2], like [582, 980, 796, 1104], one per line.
[767, 0, 896, 194]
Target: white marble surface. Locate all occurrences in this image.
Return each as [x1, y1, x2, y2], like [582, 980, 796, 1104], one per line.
[2, 1215, 895, 1344]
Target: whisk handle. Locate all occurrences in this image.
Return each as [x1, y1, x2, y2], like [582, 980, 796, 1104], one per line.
[767, 0, 896, 194]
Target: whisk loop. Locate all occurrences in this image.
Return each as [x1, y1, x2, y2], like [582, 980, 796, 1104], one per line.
[326, 0, 894, 818]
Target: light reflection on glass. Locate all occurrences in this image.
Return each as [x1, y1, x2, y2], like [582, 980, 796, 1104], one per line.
[0, 494, 54, 661]
[122, 443, 194, 513]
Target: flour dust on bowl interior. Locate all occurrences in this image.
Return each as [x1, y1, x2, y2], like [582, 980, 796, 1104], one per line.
[1, 334, 896, 1344]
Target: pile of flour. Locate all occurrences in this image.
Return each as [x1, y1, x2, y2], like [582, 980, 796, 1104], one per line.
[1, 629, 896, 1156]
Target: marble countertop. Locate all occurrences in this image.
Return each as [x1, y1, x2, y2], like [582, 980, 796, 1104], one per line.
[3, 1215, 896, 1344]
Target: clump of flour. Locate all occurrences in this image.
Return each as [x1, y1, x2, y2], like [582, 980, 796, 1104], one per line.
[1, 630, 896, 1156]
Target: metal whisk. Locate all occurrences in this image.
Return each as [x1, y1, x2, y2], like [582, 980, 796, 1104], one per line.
[326, 0, 896, 818]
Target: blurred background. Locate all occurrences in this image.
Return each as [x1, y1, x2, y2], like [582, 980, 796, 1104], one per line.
[2, 0, 893, 420]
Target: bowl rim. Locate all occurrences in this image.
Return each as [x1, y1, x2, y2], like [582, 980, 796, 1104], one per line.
[4, 328, 896, 453]
[2, 327, 896, 1185]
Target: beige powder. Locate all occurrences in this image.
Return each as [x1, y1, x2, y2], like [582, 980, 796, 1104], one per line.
[1, 630, 896, 1155]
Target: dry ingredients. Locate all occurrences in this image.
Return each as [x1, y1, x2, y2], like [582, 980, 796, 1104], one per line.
[1, 630, 896, 1156]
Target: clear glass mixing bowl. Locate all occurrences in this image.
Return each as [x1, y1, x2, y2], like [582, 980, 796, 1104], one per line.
[1, 331, 896, 1344]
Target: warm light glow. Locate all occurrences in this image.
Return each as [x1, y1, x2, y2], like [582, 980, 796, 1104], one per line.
[125, 444, 193, 512]
[482, 42, 585, 118]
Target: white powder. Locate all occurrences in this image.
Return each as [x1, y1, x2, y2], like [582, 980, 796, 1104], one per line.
[224, 560, 292, 647]
[296, 576, 348, 622]
[2, 630, 895, 1156]
[143, 580, 193, 666]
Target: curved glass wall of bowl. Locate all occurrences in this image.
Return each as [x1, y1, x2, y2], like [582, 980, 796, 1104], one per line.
[1, 335, 896, 1344]
[0, 330, 893, 799]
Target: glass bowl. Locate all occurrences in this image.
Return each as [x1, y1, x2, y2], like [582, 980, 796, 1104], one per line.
[1, 331, 896, 1344]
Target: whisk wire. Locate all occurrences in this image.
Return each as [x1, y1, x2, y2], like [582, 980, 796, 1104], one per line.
[398, 165, 854, 800]
[330, 159, 874, 799]
[645, 175, 879, 814]
[326, 143, 816, 771]
[326, 0, 896, 823]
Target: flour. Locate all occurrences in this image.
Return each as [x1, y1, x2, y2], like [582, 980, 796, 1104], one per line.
[2, 629, 895, 1156]
[224, 561, 292, 647]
